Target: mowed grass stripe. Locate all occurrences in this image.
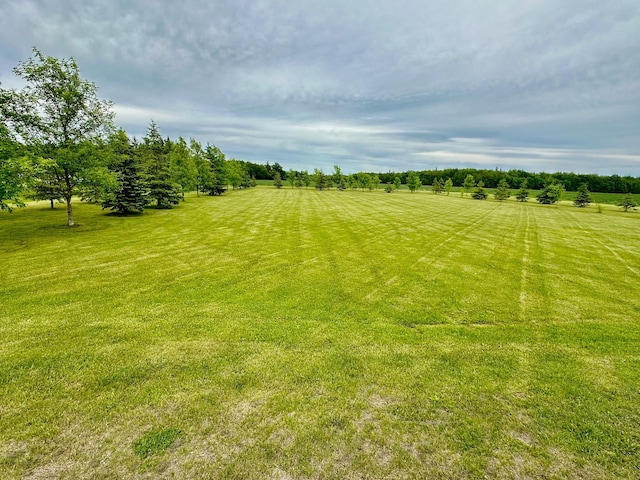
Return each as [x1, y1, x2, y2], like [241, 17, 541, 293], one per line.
[0, 187, 639, 478]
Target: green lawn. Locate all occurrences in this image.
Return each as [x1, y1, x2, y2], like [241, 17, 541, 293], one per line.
[1, 188, 639, 479]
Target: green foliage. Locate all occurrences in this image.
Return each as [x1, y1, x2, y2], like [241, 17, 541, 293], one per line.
[573, 183, 592, 207]
[431, 177, 444, 194]
[313, 168, 328, 190]
[273, 171, 283, 189]
[393, 176, 401, 190]
[384, 183, 393, 193]
[0, 129, 29, 212]
[0, 48, 115, 225]
[407, 171, 422, 192]
[444, 177, 453, 195]
[494, 179, 510, 202]
[472, 180, 487, 200]
[516, 179, 529, 202]
[287, 168, 296, 188]
[333, 165, 346, 191]
[133, 427, 182, 458]
[617, 193, 637, 211]
[169, 137, 197, 198]
[536, 182, 565, 205]
[102, 130, 148, 214]
[142, 121, 181, 209]
[203, 144, 227, 195]
[463, 174, 475, 196]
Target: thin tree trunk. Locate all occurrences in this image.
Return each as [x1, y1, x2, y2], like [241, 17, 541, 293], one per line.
[50, 198, 54, 209]
[66, 195, 74, 227]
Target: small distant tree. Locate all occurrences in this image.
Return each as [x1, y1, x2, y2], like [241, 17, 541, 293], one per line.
[302, 170, 311, 189]
[273, 171, 283, 189]
[463, 174, 475, 196]
[432, 177, 444, 194]
[384, 183, 393, 193]
[573, 183, 591, 207]
[357, 172, 371, 191]
[190, 139, 212, 197]
[444, 178, 453, 195]
[536, 182, 564, 205]
[407, 171, 422, 193]
[515, 179, 529, 202]
[494, 179, 510, 202]
[394, 176, 401, 191]
[287, 168, 296, 188]
[472, 180, 487, 200]
[372, 174, 381, 190]
[313, 168, 328, 190]
[294, 173, 303, 188]
[618, 193, 637, 212]
[333, 165, 346, 190]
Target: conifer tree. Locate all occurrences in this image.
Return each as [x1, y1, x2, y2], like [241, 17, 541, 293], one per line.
[273, 171, 283, 189]
[573, 183, 591, 207]
[618, 193, 637, 211]
[516, 179, 529, 202]
[102, 130, 147, 214]
[142, 121, 180, 208]
[472, 180, 487, 200]
[494, 179, 510, 202]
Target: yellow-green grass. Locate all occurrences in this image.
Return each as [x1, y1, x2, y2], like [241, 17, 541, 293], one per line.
[1, 188, 639, 479]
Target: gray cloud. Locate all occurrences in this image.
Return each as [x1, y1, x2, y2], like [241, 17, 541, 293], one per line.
[1, 0, 639, 174]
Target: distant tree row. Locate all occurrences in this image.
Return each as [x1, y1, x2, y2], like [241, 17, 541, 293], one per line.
[370, 168, 640, 194]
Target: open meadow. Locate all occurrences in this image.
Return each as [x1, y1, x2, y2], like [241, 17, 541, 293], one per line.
[1, 188, 639, 479]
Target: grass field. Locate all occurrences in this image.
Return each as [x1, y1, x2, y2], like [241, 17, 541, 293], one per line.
[1, 188, 639, 479]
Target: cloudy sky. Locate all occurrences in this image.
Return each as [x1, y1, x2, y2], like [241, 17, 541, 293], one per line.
[1, 0, 639, 175]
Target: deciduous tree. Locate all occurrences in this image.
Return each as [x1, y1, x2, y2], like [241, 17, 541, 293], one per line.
[0, 48, 115, 225]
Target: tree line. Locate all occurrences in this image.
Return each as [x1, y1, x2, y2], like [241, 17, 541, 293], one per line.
[2, 49, 638, 223]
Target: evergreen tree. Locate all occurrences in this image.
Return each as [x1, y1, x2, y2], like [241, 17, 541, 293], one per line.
[494, 179, 510, 202]
[573, 183, 591, 207]
[394, 176, 401, 191]
[432, 177, 444, 194]
[102, 130, 147, 214]
[204, 144, 227, 195]
[273, 171, 283, 189]
[516, 179, 529, 202]
[472, 180, 487, 200]
[190, 139, 212, 197]
[142, 121, 180, 208]
[618, 193, 637, 211]
[313, 169, 328, 190]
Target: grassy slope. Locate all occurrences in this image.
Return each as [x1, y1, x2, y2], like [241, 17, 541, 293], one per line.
[0, 189, 639, 479]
